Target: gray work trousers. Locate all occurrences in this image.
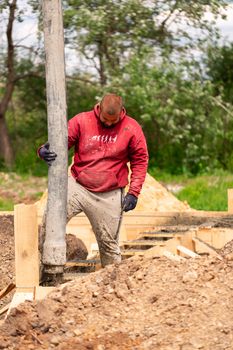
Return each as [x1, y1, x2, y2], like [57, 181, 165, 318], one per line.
[40, 176, 123, 267]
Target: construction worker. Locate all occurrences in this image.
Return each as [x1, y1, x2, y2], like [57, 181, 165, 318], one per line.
[38, 94, 148, 267]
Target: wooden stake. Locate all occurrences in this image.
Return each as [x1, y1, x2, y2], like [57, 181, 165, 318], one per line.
[228, 189, 233, 213]
[14, 204, 39, 287]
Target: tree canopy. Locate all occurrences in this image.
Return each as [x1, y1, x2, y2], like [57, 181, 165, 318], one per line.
[0, 0, 232, 175]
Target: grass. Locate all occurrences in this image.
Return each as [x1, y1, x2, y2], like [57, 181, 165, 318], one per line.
[149, 168, 233, 211]
[0, 168, 232, 212]
[0, 171, 47, 211]
[0, 197, 14, 211]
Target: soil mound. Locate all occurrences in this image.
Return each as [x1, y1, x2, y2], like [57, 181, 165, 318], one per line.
[66, 234, 88, 261]
[131, 173, 190, 212]
[37, 173, 190, 215]
[218, 237, 233, 258]
[1, 254, 233, 349]
[0, 215, 15, 311]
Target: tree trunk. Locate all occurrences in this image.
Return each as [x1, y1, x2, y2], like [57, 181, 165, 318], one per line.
[0, 0, 17, 168]
[0, 114, 14, 167]
[42, 0, 68, 275]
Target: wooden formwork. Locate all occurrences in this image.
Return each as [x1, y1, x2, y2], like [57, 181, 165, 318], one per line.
[36, 208, 233, 253]
[1, 189, 233, 315]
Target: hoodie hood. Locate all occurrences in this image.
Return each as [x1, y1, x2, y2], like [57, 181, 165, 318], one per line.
[94, 103, 126, 121]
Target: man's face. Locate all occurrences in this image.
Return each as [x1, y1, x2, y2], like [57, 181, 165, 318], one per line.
[99, 110, 121, 129]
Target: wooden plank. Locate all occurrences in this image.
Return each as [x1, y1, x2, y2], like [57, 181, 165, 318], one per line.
[196, 228, 212, 246]
[228, 189, 233, 213]
[65, 260, 100, 267]
[38, 211, 232, 229]
[211, 229, 226, 249]
[121, 250, 145, 256]
[163, 250, 185, 262]
[177, 245, 200, 258]
[121, 240, 165, 247]
[138, 233, 177, 238]
[195, 227, 233, 250]
[0, 211, 13, 216]
[192, 237, 220, 257]
[34, 287, 54, 300]
[165, 237, 181, 254]
[119, 219, 127, 242]
[7, 289, 34, 316]
[37, 208, 233, 253]
[224, 229, 233, 246]
[63, 272, 87, 280]
[10, 291, 34, 307]
[143, 245, 165, 258]
[210, 228, 233, 249]
[0, 303, 10, 316]
[179, 231, 196, 251]
[0, 283, 15, 300]
[14, 204, 39, 288]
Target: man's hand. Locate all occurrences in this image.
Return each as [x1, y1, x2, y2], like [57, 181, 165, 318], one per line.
[39, 142, 57, 166]
[122, 193, 138, 212]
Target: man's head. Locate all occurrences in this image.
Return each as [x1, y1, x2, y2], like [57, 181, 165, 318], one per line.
[99, 94, 123, 128]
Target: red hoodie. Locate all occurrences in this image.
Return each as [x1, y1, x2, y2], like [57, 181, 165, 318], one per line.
[67, 104, 148, 197]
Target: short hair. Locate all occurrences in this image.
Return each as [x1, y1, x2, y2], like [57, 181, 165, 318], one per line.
[100, 94, 123, 115]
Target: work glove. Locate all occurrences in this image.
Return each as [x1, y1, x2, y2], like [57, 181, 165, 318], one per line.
[122, 193, 138, 212]
[38, 142, 57, 166]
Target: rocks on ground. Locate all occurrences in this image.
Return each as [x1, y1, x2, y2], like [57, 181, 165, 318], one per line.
[1, 253, 233, 349]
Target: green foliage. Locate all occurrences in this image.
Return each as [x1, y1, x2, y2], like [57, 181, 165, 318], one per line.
[14, 148, 48, 177]
[108, 53, 232, 174]
[63, 0, 226, 84]
[66, 78, 100, 117]
[0, 0, 232, 177]
[176, 171, 233, 211]
[0, 197, 14, 211]
[206, 44, 233, 169]
[149, 169, 233, 211]
[207, 43, 233, 103]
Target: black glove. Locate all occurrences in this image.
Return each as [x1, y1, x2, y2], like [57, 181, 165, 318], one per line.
[39, 142, 57, 166]
[122, 193, 138, 212]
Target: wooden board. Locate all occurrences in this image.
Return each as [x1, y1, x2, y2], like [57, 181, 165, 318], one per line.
[192, 237, 220, 257]
[196, 227, 233, 249]
[121, 250, 145, 256]
[7, 290, 34, 316]
[34, 287, 55, 300]
[121, 240, 166, 247]
[65, 260, 101, 267]
[228, 189, 233, 213]
[163, 251, 185, 262]
[177, 245, 199, 258]
[14, 204, 39, 288]
[0, 303, 10, 316]
[0, 211, 13, 216]
[0, 283, 15, 300]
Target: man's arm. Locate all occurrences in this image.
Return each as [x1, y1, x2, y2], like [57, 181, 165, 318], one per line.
[68, 115, 80, 150]
[122, 126, 148, 212]
[128, 126, 149, 198]
[38, 115, 80, 165]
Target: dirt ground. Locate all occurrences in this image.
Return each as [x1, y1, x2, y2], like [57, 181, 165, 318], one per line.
[1, 174, 233, 349]
[0, 215, 15, 311]
[1, 252, 233, 349]
[1, 211, 233, 349]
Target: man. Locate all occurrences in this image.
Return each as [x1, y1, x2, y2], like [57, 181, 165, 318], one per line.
[39, 94, 148, 267]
